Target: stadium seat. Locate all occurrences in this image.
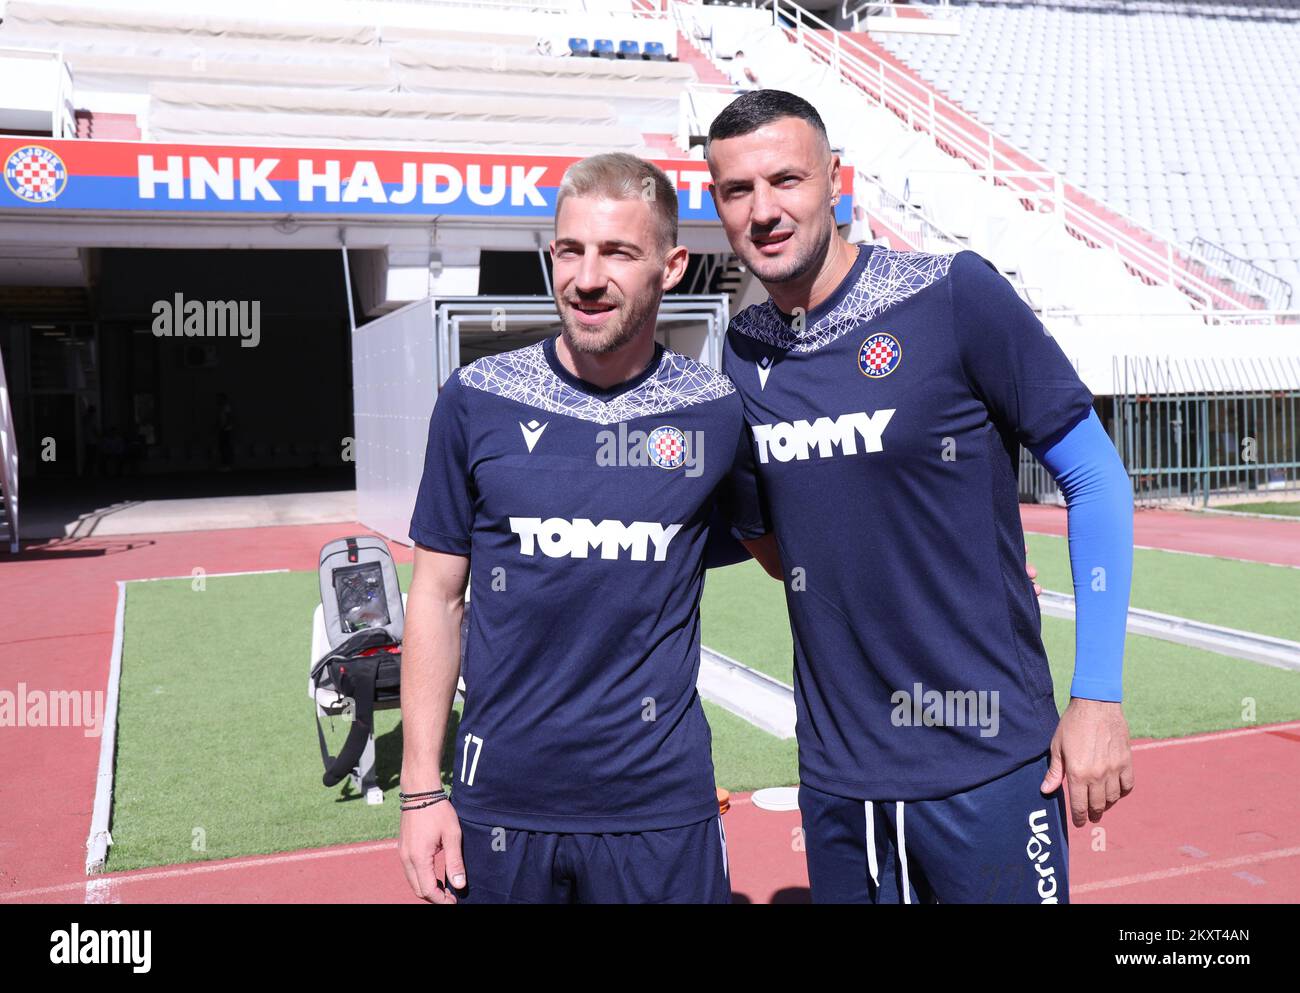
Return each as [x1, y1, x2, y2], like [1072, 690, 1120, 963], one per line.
[568, 37, 589, 57]
[644, 41, 667, 62]
[618, 40, 641, 60]
[593, 39, 615, 60]
[869, 4, 1300, 284]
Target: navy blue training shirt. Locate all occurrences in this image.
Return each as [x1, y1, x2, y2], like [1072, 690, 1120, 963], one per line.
[409, 336, 759, 832]
[724, 246, 1095, 801]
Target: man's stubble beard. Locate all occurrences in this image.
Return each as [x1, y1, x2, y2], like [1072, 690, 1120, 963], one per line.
[557, 284, 663, 356]
[746, 216, 835, 288]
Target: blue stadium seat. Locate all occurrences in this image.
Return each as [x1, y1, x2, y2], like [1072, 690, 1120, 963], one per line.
[618, 40, 641, 60]
[593, 39, 615, 59]
[568, 37, 590, 57]
[644, 41, 667, 62]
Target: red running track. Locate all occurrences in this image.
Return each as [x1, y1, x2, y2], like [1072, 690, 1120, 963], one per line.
[1022, 505, 1300, 568]
[1, 514, 1296, 903]
[0, 524, 412, 899]
[8, 718, 1300, 904]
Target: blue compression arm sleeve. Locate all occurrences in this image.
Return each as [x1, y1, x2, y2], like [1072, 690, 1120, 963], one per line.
[1029, 409, 1134, 701]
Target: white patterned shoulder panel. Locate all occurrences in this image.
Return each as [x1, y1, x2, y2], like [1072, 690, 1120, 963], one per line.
[731, 247, 955, 353]
[457, 340, 735, 425]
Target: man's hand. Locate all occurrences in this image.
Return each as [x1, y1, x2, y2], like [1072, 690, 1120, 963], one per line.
[399, 799, 466, 904]
[1025, 543, 1041, 597]
[1040, 698, 1135, 827]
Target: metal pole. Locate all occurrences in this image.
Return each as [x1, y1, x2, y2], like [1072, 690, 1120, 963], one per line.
[1200, 397, 1210, 508]
[340, 243, 357, 335]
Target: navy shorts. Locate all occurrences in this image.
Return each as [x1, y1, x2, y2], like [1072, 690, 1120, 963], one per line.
[800, 752, 1069, 904]
[456, 815, 731, 904]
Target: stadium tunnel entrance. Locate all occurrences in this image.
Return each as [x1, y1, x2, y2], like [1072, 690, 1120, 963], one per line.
[0, 247, 356, 537]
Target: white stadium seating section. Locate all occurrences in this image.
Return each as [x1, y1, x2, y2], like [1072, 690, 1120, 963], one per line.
[873, 0, 1300, 298]
[0, 0, 691, 154]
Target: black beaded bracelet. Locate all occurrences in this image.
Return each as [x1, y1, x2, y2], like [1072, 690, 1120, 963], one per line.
[399, 796, 448, 812]
[398, 788, 447, 802]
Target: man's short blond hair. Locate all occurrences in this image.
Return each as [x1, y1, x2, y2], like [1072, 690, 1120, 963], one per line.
[555, 152, 679, 254]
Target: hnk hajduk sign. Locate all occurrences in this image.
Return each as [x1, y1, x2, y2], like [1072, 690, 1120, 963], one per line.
[0, 138, 853, 223]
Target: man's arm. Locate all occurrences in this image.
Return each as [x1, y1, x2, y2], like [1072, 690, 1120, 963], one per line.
[397, 544, 469, 904]
[709, 400, 780, 576]
[1031, 410, 1136, 826]
[949, 251, 1135, 826]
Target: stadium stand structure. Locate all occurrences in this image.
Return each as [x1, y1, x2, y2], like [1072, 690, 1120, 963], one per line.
[1, 0, 1295, 338]
[674, 0, 1300, 396]
[0, 0, 703, 154]
[871, 0, 1300, 309]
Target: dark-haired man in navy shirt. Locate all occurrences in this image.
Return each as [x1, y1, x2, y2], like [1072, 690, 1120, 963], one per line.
[707, 90, 1136, 903]
[398, 152, 766, 904]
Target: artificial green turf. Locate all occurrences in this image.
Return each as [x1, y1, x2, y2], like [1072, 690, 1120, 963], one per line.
[1040, 616, 1300, 738]
[701, 553, 1300, 738]
[1208, 502, 1300, 518]
[701, 560, 793, 683]
[108, 549, 1300, 870]
[107, 570, 800, 870]
[1024, 531, 1300, 643]
[703, 701, 798, 792]
[107, 572, 461, 871]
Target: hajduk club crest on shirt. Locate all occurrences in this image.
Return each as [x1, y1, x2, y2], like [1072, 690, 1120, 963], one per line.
[646, 425, 688, 469]
[858, 332, 902, 378]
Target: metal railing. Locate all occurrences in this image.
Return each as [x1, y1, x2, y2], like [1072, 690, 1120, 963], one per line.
[1112, 355, 1300, 508]
[0, 345, 19, 554]
[432, 294, 732, 382]
[710, 0, 1270, 313]
[858, 169, 964, 251]
[1041, 308, 1300, 327]
[841, 0, 955, 30]
[1190, 237, 1294, 311]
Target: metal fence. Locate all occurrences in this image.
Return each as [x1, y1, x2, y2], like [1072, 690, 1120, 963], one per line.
[1020, 355, 1300, 508]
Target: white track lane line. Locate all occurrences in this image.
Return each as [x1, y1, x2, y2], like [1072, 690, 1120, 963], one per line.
[1131, 721, 1300, 751]
[1075, 846, 1300, 894]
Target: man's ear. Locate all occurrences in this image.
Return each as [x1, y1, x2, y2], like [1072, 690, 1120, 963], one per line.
[662, 244, 690, 292]
[828, 152, 841, 200]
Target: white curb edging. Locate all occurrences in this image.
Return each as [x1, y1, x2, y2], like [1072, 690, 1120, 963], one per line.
[85, 580, 126, 875]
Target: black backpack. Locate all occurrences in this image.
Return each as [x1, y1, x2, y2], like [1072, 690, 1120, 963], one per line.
[311, 536, 403, 790]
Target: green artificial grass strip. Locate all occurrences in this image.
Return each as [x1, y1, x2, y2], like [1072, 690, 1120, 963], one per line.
[1024, 531, 1300, 643]
[700, 557, 1300, 738]
[107, 558, 1300, 871]
[108, 572, 456, 872]
[108, 569, 799, 870]
[1041, 616, 1300, 738]
[701, 560, 794, 684]
[1207, 502, 1300, 518]
[702, 701, 799, 792]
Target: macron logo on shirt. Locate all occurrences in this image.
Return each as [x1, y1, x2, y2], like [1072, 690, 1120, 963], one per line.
[751, 410, 895, 464]
[509, 518, 683, 561]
